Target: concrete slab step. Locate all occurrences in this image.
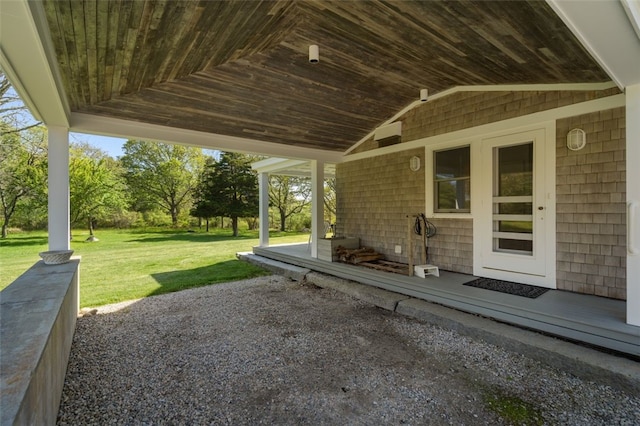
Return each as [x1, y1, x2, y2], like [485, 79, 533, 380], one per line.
[236, 252, 310, 282]
[305, 271, 411, 311]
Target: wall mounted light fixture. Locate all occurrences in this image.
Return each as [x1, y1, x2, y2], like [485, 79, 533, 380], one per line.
[309, 45, 319, 63]
[567, 128, 586, 151]
[410, 156, 421, 171]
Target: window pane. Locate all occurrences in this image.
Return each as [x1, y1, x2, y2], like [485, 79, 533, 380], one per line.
[436, 179, 470, 211]
[435, 147, 470, 179]
[434, 146, 470, 213]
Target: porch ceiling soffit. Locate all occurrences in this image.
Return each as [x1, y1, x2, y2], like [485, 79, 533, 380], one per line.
[548, 0, 640, 89]
[31, 0, 609, 155]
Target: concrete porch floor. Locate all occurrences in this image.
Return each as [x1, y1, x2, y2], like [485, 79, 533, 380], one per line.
[250, 243, 639, 358]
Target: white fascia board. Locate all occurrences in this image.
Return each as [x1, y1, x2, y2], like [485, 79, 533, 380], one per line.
[0, 0, 69, 126]
[70, 112, 343, 164]
[547, 0, 640, 89]
[622, 0, 640, 40]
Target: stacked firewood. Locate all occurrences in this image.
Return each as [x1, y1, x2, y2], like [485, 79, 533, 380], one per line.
[335, 246, 384, 264]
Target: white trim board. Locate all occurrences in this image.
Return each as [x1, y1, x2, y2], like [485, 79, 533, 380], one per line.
[343, 93, 625, 163]
[472, 125, 557, 288]
[421, 121, 557, 288]
[548, 0, 640, 89]
[344, 83, 618, 155]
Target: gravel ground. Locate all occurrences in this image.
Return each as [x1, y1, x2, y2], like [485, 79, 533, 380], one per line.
[57, 275, 640, 425]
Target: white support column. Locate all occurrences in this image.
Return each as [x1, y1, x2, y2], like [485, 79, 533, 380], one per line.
[310, 160, 324, 258]
[626, 84, 640, 326]
[258, 172, 270, 247]
[47, 126, 70, 251]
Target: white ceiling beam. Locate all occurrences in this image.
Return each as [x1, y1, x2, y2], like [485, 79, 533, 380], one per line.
[251, 157, 336, 177]
[0, 0, 69, 125]
[70, 113, 344, 164]
[547, 0, 640, 89]
[252, 158, 308, 173]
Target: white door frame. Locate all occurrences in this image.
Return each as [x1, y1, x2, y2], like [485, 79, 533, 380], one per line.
[473, 123, 556, 288]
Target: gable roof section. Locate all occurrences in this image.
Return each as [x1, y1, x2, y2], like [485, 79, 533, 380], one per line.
[1, 0, 626, 157]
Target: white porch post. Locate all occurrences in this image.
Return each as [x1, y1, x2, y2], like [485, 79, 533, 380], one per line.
[310, 160, 324, 258]
[626, 84, 640, 326]
[258, 172, 269, 247]
[47, 126, 70, 251]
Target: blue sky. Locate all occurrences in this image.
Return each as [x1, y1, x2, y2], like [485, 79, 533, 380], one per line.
[7, 87, 127, 158]
[70, 132, 126, 158]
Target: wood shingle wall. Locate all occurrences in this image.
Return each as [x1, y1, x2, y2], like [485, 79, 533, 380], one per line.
[556, 108, 627, 299]
[351, 88, 620, 154]
[336, 149, 425, 265]
[338, 88, 626, 298]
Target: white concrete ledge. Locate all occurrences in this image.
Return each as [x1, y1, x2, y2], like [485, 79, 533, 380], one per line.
[0, 258, 80, 425]
[237, 252, 310, 282]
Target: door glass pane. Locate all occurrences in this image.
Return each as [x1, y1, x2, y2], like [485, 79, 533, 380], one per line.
[499, 202, 533, 215]
[498, 144, 533, 197]
[498, 238, 533, 252]
[493, 142, 534, 255]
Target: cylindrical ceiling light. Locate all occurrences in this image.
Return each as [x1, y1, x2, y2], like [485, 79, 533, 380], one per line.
[420, 89, 428, 102]
[309, 45, 319, 63]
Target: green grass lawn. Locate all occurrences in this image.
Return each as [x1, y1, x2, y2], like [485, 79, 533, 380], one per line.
[0, 228, 307, 308]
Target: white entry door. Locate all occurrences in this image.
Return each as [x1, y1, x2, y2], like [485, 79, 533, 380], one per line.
[478, 128, 554, 287]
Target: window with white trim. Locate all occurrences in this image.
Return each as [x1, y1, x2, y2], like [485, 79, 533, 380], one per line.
[434, 146, 470, 213]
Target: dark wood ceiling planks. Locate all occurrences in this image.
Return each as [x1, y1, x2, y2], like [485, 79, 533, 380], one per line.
[43, 0, 609, 152]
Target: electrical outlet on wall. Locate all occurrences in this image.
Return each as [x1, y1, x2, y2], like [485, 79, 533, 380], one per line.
[394, 245, 402, 254]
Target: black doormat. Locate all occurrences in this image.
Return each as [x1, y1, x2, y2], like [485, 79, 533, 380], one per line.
[463, 278, 549, 298]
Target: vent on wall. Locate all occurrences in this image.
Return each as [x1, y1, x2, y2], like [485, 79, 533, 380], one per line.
[374, 121, 402, 147]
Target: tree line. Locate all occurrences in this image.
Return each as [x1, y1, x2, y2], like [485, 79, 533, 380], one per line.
[1, 72, 335, 239]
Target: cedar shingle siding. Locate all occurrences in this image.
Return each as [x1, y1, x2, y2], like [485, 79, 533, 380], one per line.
[556, 108, 626, 299]
[338, 89, 626, 299]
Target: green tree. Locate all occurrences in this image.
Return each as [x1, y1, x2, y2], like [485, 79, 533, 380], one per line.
[324, 177, 336, 226]
[0, 125, 47, 237]
[191, 156, 221, 232]
[69, 144, 128, 239]
[120, 140, 204, 227]
[197, 152, 258, 237]
[269, 175, 311, 232]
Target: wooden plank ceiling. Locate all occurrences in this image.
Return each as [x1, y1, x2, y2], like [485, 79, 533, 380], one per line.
[43, 0, 609, 153]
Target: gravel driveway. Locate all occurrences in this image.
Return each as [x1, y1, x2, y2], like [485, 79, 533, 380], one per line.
[57, 275, 640, 425]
